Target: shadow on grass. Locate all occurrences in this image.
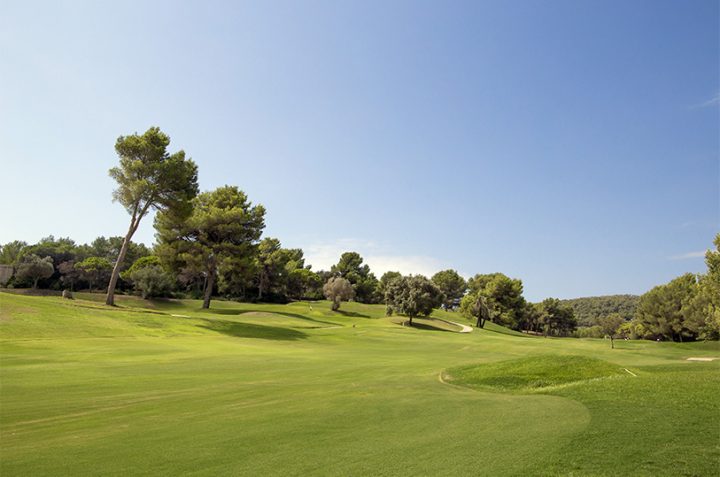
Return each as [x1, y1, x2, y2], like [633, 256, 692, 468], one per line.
[197, 318, 307, 341]
[409, 321, 455, 333]
[334, 310, 371, 318]
[205, 308, 337, 327]
[391, 317, 456, 333]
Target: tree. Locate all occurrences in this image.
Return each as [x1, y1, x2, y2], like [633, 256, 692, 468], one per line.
[377, 271, 402, 302]
[323, 277, 354, 311]
[466, 273, 527, 329]
[431, 270, 466, 309]
[0, 240, 27, 265]
[84, 236, 151, 271]
[105, 127, 199, 306]
[254, 238, 308, 301]
[384, 275, 444, 326]
[537, 298, 577, 337]
[15, 254, 54, 289]
[76, 257, 113, 291]
[635, 273, 701, 342]
[330, 252, 379, 303]
[58, 260, 81, 291]
[598, 313, 626, 348]
[461, 293, 490, 328]
[288, 268, 322, 300]
[156, 185, 265, 309]
[122, 257, 174, 299]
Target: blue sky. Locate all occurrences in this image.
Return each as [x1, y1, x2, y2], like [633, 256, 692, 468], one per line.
[1, 0, 718, 301]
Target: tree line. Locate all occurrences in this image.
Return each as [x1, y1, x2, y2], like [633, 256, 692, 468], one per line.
[1, 127, 717, 342]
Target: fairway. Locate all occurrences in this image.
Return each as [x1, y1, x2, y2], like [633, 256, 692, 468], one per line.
[1, 292, 719, 476]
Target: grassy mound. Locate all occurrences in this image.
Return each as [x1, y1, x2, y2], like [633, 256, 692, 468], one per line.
[445, 354, 626, 392]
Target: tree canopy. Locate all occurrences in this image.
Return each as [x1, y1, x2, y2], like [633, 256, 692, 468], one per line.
[431, 269, 466, 308]
[384, 275, 444, 326]
[156, 185, 265, 309]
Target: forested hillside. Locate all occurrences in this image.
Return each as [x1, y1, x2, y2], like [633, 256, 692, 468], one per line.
[561, 295, 639, 326]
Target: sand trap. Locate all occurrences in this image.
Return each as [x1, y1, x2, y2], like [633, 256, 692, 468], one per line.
[171, 314, 190, 318]
[686, 357, 717, 362]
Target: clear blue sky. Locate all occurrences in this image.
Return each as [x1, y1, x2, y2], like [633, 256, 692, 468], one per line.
[1, 0, 718, 301]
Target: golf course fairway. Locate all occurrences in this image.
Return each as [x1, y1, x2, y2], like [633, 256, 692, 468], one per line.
[1, 292, 718, 476]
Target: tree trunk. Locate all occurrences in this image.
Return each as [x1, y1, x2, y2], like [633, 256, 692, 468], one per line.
[106, 216, 139, 306]
[610, 335, 614, 349]
[33, 277, 39, 289]
[202, 269, 215, 309]
[408, 315, 414, 326]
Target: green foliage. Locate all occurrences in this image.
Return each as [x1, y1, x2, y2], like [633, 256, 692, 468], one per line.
[75, 256, 113, 291]
[377, 271, 401, 302]
[464, 273, 527, 329]
[384, 275, 444, 325]
[561, 294, 639, 326]
[287, 268, 322, 300]
[431, 269, 466, 308]
[330, 252, 379, 303]
[0, 241, 27, 265]
[82, 236, 151, 271]
[460, 293, 490, 328]
[536, 298, 577, 337]
[598, 313, 626, 348]
[109, 127, 199, 218]
[121, 255, 163, 279]
[254, 238, 308, 301]
[156, 185, 265, 309]
[323, 276, 354, 310]
[124, 265, 175, 299]
[15, 254, 54, 288]
[635, 273, 705, 342]
[106, 127, 199, 305]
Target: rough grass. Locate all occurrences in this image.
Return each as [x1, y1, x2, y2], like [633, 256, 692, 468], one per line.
[1, 291, 719, 476]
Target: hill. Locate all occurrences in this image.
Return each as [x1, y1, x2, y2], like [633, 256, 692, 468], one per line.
[561, 294, 640, 326]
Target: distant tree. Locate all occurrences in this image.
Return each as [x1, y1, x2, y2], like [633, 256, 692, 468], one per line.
[105, 127, 199, 306]
[461, 293, 490, 328]
[635, 273, 702, 342]
[16, 254, 54, 289]
[384, 275, 444, 326]
[76, 257, 113, 291]
[377, 271, 402, 302]
[465, 273, 527, 329]
[58, 260, 82, 291]
[0, 240, 27, 265]
[431, 269, 466, 309]
[254, 238, 308, 301]
[537, 298, 577, 337]
[323, 276, 354, 311]
[25, 236, 78, 267]
[598, 313, 626, 348]
[331, 252, 379, 303]
[156, 185, 265, 309]
[84, 236, 151, 271]
[288, 268, 322, 300]
[123, 256, 174, 299]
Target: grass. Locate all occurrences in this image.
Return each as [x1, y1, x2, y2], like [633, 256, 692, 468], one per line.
[1, 291, 719, 476]
[445, 354, 627, 391]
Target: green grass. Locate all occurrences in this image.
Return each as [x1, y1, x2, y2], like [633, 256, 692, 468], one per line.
[1, 291, 719, 476]
[445, 354, 627, 391]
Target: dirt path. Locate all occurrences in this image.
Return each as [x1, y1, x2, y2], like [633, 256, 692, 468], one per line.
[438, 319, 473, 333]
